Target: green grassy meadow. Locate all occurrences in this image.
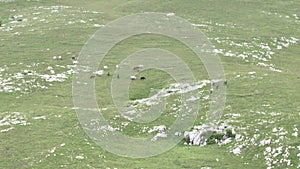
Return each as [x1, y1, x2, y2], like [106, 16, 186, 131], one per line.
[0, 0, 299, 168]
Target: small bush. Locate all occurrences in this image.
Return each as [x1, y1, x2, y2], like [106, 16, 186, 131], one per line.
[183, 137, 190, 144]
[225, 129, 235, 138]
[214, 131, 225, 139]
[206, 131, 225, 144]
[206, 138, 216, 145]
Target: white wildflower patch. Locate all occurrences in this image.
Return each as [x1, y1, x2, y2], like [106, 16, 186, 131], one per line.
[227, 106, 300, 168]
[262, 11, 300, 24]
[0, 112, 29, 133]
[209, 35, 298, 72]
[0, 62, 78, 95]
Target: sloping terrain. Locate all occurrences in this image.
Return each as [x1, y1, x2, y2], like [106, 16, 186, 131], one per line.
[0, 0, 299, 168]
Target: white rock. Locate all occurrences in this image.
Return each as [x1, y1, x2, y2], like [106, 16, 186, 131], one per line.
[130, 75, 137, 80]
[95, 70, 104, 76]
[174, 132, 181, 136]
[48, 147, 56, 154]
[94, 24, 104, 27]
[166, 13, 175, 16]
[75, 155, 84, 159]
[248, 71, 256, 75]
[265, 147, 272, 153]
[15, 73, 24, 79]
[221, 138, 232, 144]
[235, 134, 242, 140]
[151, 132, 168, 141]
[292, 132, 298, 137]
[50, 70, 55, 74]
[260, 139, 271, 146]
[148, 125, 166, 133]
[33, 116, 46, 120]
[0, 127, 14, 133]
[232, 147, 241, 155]
[257, 62, 268, 67]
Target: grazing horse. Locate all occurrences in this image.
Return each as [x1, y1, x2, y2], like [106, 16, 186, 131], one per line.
[224, 80, 227, 86]
[133, 65, 144, 72]
[130, 75, 137, 80]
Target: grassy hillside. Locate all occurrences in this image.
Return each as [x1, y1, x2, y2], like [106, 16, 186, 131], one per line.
[0, 0, 299, 168]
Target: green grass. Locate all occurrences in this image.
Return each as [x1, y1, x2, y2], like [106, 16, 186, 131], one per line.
[0, 0, 299, 168]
